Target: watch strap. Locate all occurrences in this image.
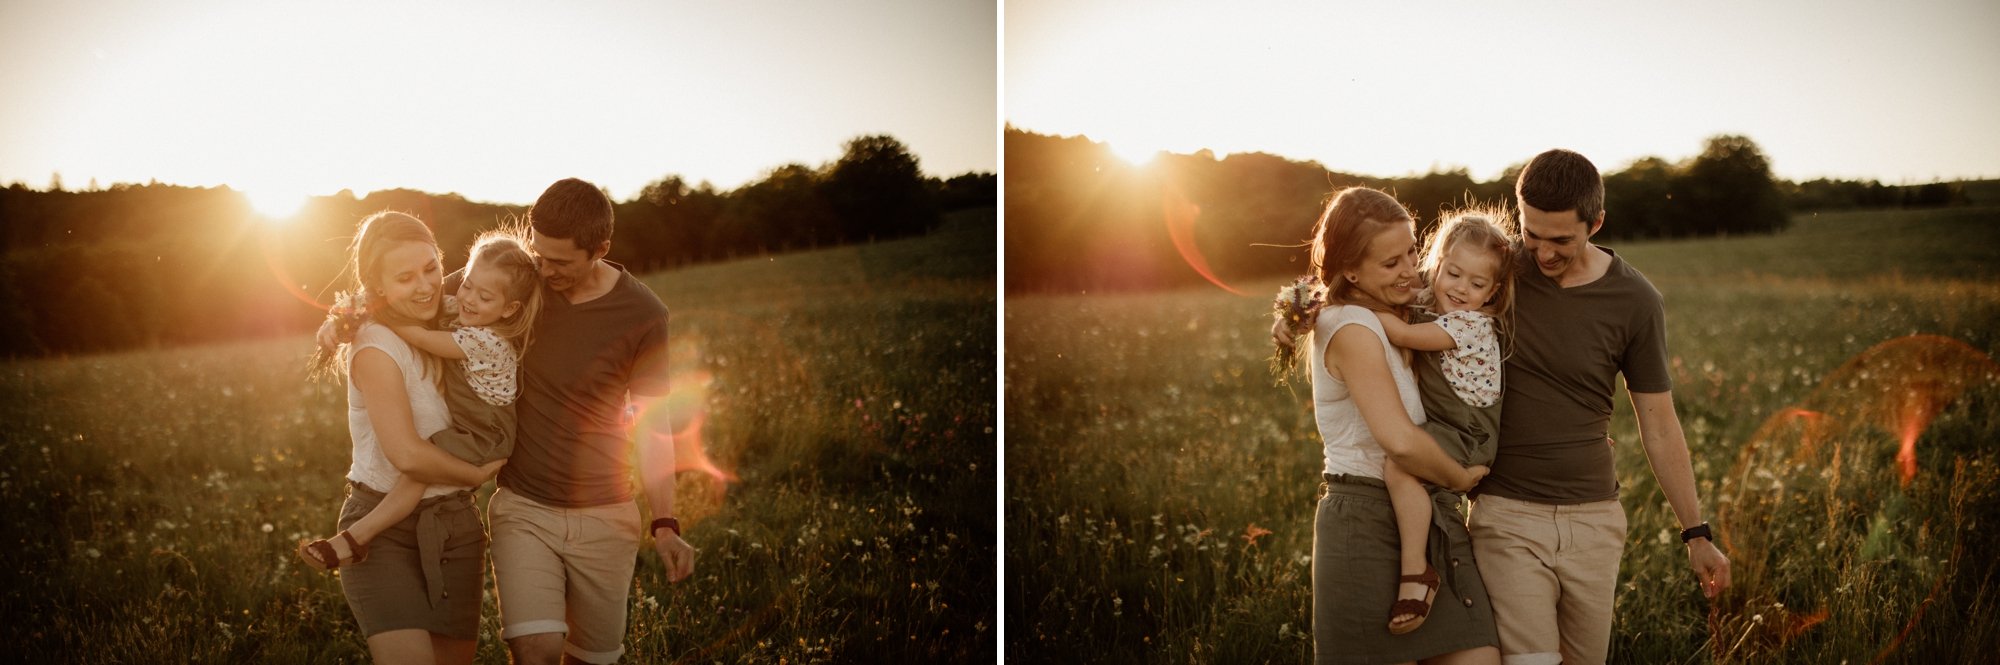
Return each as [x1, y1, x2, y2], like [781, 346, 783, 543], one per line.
[1679, 522, 1712, 543]
[650, 516, 681, 537]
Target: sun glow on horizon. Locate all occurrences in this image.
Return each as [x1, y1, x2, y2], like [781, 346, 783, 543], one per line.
[1106, 140, 1160, 167]
[1007, 0, 2000, 184]
[243, 188, 308, 221]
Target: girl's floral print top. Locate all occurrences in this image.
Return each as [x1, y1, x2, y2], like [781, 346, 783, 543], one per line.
[1435, 309, 1501, 408]
[452, 324, 519, 407]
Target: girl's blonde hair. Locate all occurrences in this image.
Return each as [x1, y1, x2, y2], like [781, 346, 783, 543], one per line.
[1310, 187, 1416, 309]
[1415, 206, 1517, 344]
[464, 223, 544, 355]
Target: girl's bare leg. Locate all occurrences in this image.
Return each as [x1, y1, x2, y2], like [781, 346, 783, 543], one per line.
[1383, 458, 1433, 627]
[327, 476, 427, 561]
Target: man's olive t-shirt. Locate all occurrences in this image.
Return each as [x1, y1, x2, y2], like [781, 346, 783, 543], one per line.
[1477, 247, 1672, 505]
[502, 263, 669, 508]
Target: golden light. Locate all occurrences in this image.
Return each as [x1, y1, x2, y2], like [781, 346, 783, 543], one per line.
[1105, 139, 1159, 167]
[244, 188, 308, 221]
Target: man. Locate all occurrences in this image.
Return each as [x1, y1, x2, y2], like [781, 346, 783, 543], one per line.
[1468, 149, 1729, 665]
[325, 179, 695, 664]
[489, 178, 694, 665]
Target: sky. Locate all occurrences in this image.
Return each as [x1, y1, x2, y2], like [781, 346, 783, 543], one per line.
[1007, 0, 2000, 185]
[0, 0, 997, 208]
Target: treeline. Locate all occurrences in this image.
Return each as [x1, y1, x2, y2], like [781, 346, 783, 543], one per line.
[1005, 126, 1981, 292]
[0, 134, 994, 357]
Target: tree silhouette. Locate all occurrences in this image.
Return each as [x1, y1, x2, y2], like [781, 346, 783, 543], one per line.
[825, 135, 939, 240]
[1673, 135, 1789, 236]
[1603, 156, 1677, 239]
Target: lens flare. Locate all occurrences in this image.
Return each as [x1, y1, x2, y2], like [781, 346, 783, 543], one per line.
[1713, 334, 1999, 659]
[1161, 177, 1247, 296]
[259, 226, 333, 311]
[630, 366, 738, 507]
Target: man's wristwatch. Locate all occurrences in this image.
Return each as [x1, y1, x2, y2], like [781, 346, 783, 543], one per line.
[650, 517, 682, 538]
[1679, 522, 1712, 544]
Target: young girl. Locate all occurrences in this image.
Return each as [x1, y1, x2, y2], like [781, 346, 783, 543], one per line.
[298, 227, 544, 571]
[1373, 208, 1515, 635]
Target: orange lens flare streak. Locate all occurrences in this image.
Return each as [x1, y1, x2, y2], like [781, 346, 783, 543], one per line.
[1161, 178, 1247, 296]
[259, 227, 333, 311]
[630, 368, 737, 507]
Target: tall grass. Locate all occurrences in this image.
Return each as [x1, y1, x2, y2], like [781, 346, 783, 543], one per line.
[0, 210, 996, 662]
[1005, 207, 2000, 663]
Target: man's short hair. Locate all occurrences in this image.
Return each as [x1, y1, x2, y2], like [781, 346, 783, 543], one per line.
[1515, 149, 1603, 224]
[529, 178, 615, 252]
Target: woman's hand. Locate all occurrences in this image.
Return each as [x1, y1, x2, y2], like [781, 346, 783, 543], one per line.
[1449, 464, 1490, 493]
[316, 317, 345, 350]
[476, 459, 507, 485]
[1271, 318, 1295, 352]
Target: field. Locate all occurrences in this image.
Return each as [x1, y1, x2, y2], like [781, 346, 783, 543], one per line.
[0, 211, 996, 662]
[1005, 206, 2000, 663]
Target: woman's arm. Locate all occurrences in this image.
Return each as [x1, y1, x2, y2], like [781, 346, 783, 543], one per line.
[1372, 311, 1457, 352]
[1326, 325, 1485, 491]
[350, 348, 501, 486]
[387, 325, 468, 360]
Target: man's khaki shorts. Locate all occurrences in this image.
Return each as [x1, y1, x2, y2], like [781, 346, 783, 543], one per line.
[488, 487, 644, 665]
[1468, 493, 1627, 665]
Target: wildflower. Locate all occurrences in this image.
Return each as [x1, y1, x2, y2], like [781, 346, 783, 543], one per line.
[1270, 275, 1328, 382]
[1243, 524, 1273, 547]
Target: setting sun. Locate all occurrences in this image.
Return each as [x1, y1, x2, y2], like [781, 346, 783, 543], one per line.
[243, 188, 306, 220]
[1106, 140, 1159, 167]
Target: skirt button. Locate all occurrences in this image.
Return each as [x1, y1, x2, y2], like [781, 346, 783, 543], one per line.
[1462, 597, 1474, 608]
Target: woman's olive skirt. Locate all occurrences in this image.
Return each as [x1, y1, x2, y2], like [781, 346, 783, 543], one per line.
[335, 481, 487, 639]
[1313, 474, 1498, 664]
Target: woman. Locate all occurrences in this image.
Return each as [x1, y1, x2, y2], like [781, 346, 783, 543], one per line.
[1292, 187, 1500, 664]
[312, 211, 504, 664]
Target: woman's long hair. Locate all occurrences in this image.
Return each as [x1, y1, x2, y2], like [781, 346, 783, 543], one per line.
[1310, 187, 1416, 310]
[309, 211, 444, 385]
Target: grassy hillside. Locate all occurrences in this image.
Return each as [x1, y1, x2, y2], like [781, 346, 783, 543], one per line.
[0, 210, 996, 663]
[1005, 206, 2000, 663]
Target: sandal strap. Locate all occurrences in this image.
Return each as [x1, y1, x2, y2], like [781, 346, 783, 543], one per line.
[1396, 565, 1440, 588]
[306, 539, 341, 570]
[339, 531, 369, 564]
[1388, 598, 1434, 617]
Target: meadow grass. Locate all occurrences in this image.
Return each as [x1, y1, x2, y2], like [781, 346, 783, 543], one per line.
[0, 210, 996, 663]
[1005, 207, 2000, 663]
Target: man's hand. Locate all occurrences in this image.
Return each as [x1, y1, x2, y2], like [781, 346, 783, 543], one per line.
[1688, 537, 1731, 599]
[653, 530, 696, 582]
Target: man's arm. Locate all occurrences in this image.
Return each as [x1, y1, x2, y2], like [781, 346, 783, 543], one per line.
[634, 390, 695, 582]
[1631, 389, 1730, 599]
